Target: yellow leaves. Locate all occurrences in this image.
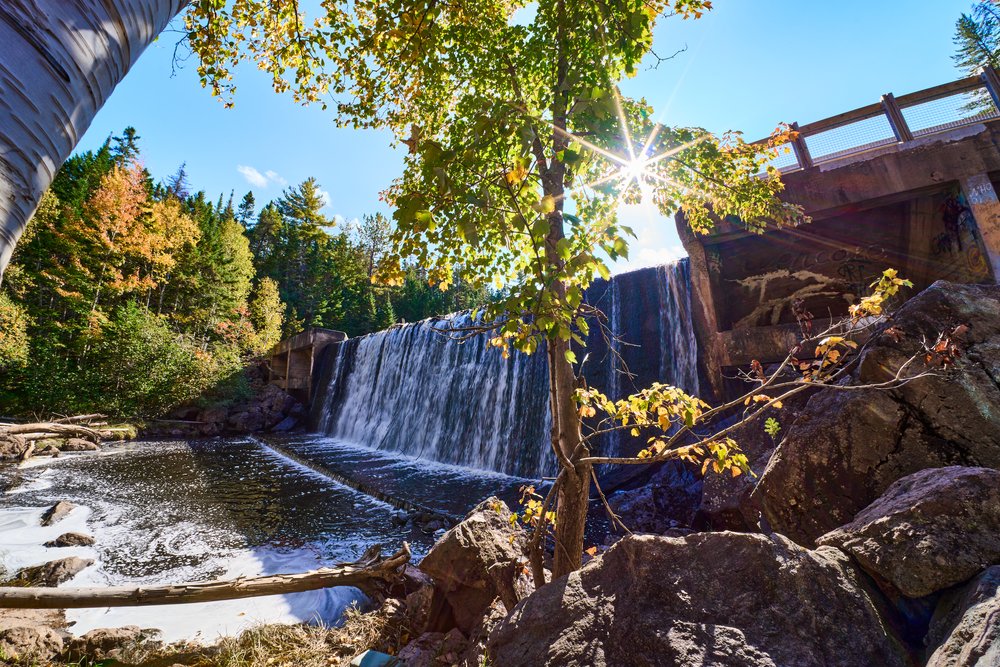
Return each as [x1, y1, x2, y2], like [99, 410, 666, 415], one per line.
[849, 269, 913, 322]
[584, 546, 598, 557]
[532, 195, 556, 215]
[744, 394, 782, 410]
[504, 162, 528, 187]
[696, 438, 752, 478]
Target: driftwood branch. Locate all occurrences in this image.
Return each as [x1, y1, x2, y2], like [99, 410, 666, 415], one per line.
[52, 414, 106, 425]
[0, 544, 411, 610]
[1, 423, 101, 443]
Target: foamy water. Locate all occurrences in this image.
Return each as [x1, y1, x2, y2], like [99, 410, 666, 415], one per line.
[0, 440, 442, 643]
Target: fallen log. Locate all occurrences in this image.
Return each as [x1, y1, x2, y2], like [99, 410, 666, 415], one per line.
[0, 423, 101, 444]
[0, 543, 410, 610]
[52, 414, 107, 425]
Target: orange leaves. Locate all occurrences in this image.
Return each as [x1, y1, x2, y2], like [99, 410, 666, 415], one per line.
[744, 394, 783, 410]
[923, 324, 969, 369]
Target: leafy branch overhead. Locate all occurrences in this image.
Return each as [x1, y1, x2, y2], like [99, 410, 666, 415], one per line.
[185, 0, 804, 360]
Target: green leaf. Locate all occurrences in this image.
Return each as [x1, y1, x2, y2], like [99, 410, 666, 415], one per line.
[564, 350, 577, 364]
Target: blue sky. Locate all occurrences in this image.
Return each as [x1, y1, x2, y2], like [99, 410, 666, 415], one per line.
[80, 0, 972, 273]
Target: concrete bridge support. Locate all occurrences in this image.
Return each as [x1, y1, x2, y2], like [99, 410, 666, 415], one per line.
[267, 328, 347, 405]
[959, 173, 1000, 280]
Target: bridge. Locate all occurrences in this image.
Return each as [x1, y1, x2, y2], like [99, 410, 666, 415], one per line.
[679, 69, 1000, 399]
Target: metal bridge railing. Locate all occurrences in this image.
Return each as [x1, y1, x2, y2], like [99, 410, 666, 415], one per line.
[757, 67, 1000, 172]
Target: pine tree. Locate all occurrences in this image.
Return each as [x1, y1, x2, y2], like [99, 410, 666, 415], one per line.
[276, 177, 329, 227]
[166, 162, 191, 199]
[237, 191, 256, 226]
[111, 127, 141, 166]
[955, 1, 1000, 109]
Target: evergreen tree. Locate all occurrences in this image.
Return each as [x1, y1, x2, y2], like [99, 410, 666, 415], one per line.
[237, 191, 256, 226]
[276, 177, 329, 227]
[955, 1, 1000, 109]
[111, 126, 141, 166]
[166, 162, 191, 199]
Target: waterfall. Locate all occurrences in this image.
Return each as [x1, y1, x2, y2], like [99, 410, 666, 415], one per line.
[312, 313, 552, 478]
[311, 260, 700, 478]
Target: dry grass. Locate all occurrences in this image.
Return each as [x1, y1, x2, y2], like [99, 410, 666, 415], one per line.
[29, 601, 410, 667]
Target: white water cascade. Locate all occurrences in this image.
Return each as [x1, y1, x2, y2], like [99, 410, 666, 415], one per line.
[312, 260, 701, 478]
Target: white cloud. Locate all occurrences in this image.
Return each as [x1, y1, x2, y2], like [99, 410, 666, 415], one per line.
[318, 189, 332, 209]
[236, 165, 287, 189]
[610, 198, 688, 275]
[237, 165, 268, 188]
[264, 170, 287, 186]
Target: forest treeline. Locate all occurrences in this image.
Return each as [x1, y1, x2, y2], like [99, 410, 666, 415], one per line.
[0, 127, 488, 418]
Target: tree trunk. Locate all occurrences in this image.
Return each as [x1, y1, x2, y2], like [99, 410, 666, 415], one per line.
[0, 0, 187, 284]
[548, 337, 591, 578]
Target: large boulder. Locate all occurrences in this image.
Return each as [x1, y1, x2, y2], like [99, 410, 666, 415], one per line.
[418, 497, 523, 634]
[925, 566, 1000, 667]
[61, 438, 98, 452]
[754, 282, 1000, 544]
[6, 556, 93, 587]
[0, 626, 63, 662]
[488, 532, 907, 667]
[0, 433, 27, 460]
[818, 466, 1000, 598]
[697, 389, 815, 531]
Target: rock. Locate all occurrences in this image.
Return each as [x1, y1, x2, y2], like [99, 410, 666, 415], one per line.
[44, 532, 96, 548]
[6, 557, 93, 587]
[457, 598, 508, 667]
[818, 466, 1000, 598]
[609, 462, 702, 534]
[65, 625, 161, 662]
[488, 532, 907, 667]
[418, 497, 523, 633]
[40, 500, 77, 526]
[0, 433, 27, 460]
[396, 629, 466, 667]
[925, 565, 1000, 667]
[61, 438, 98, 452]
[0, 626, 63, 662]
[37, 445, 60, 457]
[697, 389, 815, 531]
[754, 282, 1000, 544]
[271, 415, 298, 432]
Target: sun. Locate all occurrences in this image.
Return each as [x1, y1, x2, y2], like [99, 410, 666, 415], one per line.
[619, 157, 650, 185]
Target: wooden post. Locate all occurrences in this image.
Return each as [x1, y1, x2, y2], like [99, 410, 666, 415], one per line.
[881, 93, 914, 142]
[980, 66, 1000, 110]
[789, 122, 814, 170]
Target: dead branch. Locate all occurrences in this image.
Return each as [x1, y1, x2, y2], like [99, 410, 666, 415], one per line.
[51, 414, 106, 425]
[0, 544, 411, 610]
[0, 423, 101, 444]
